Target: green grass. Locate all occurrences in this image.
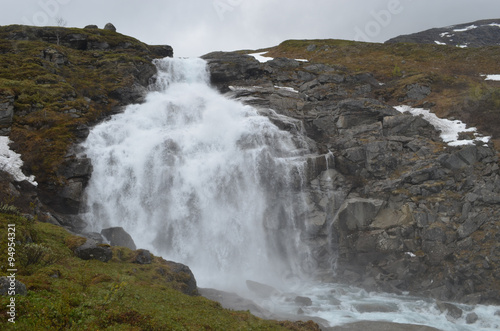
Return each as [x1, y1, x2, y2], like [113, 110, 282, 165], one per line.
[0, 213, 318, 330]
[0, 25, 161, 187]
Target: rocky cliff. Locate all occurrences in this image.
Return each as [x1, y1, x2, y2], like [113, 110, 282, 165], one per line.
[201, 48, 500, 305]
[0, 24, 171, 227]
[386, 18, 500, 47]
[0, 25, 322, 330]
[1, 22, 500, 314]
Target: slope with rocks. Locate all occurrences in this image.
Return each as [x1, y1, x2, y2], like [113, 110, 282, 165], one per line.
[0, 25, 320, 330]
[386, 18, 500, 47]
[201, 44, 500, 305]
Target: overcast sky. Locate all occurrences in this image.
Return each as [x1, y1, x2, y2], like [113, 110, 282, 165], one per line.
[1, 0, 499, 57]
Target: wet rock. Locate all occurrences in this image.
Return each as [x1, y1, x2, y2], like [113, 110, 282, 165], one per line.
[199, 288, 272, 319]
[436, 301, 463, 319]
[353, 302, 399, 313]
[329, 321, 440, 331]
[246, 280, 281, 299]
[466, 312, 478, 324]
[294, 296, 313, 306]
[101, 227, 137, 250]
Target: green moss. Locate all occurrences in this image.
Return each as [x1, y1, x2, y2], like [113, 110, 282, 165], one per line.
[0, 25, 162, 188]
[0, 214, 317, 330]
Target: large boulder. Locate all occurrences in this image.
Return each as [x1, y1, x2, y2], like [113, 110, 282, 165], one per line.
[201, 52, 263, 88]
[74, 238, 112, 262]
[103, 23, 117, 32]
[162, 260, 198, 296]
[101, 227, 137, 250]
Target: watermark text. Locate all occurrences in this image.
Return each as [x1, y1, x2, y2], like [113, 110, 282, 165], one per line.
[6, 223, 17, 323]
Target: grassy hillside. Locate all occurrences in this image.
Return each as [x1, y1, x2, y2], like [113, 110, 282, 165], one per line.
[258, 39, 500, 149]
[0, 212, 318, 330]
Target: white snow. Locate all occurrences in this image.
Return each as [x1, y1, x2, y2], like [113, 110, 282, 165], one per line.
[434, 41, 447, 45]
[0, 137, 37, 185]
[487, 23, 500, 28]
[248, 52, 307, 63]
[453, 25, 477, 32]
[274, 86, 299, 93]
[484, 74, 500, 81]
[248, 52, 274, 63]
[395, 105, 490, 146]
[458, 44, 468, 48]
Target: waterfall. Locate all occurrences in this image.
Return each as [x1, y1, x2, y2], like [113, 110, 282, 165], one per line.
[81, 57, 315, 291]
[80, 57, 500, 330]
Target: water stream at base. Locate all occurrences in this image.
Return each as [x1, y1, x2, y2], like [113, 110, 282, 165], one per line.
[80, 57, 500, 330]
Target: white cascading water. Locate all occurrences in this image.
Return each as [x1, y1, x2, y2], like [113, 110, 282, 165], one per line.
[81, 57, 313, 291]
[81, 57, 500, 330]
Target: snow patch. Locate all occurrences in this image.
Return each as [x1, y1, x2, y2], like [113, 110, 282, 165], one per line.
[434, 41, 447, 45]
[453, 25, 477, 32]
[487, 23, 500, 28]
[248, 52, 274, 63]
[484, 74, 500, 81]
[274, 86, 299, 93]
[395, 105, 490, 146]
[248, 52, 307, 64]
[0, 137, 37, 185]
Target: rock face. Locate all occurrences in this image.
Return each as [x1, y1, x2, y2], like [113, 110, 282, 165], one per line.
[202, 51, 500, 305]
[386, 18, 500, 47]
[1, 25, 173, 56]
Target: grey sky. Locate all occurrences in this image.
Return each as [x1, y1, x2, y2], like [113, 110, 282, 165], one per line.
[1, 0, 499, 57]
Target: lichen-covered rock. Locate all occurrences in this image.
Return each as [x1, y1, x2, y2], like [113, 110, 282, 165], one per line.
[74, 238, 112, 262]
[162, 260, 198, 296]
[133, 249, 153, 264]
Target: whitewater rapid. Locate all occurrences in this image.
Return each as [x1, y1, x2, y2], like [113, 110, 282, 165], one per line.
[80, 57, 500, 330]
